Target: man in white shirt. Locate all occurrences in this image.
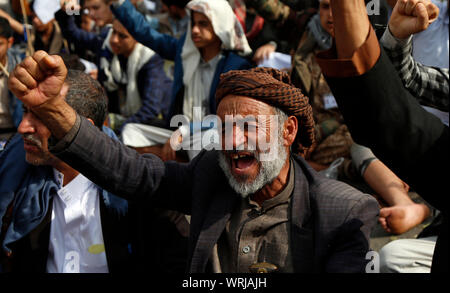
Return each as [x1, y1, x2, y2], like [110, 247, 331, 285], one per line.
[0, 69, 133, 273]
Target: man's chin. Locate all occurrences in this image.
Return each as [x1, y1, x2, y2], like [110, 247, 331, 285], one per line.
[25, 152, 48, 166]
[230, 170, 256, 185]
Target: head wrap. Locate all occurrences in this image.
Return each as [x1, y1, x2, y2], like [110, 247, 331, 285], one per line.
[215, 67, 316, 158]
[181, 0, 252, 86]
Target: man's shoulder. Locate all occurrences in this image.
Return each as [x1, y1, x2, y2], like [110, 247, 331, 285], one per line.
[311, 176, 376, 211]
[292, 156, 378, 217]
[311, 178, 379, 238]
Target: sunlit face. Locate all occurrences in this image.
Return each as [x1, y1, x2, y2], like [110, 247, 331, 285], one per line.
[109, 19, 137, 57]
[0, 36, 12, 65]
[84, 0, 113, 28]
[216, 95, 289, 197]
[319, 0, 334, 37]
[190, 11, 221, 49]
[18, 105, 56, 166]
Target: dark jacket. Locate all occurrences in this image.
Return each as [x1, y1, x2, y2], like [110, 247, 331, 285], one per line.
[322, 47, 448, 273]
[52, 117, 380, 273]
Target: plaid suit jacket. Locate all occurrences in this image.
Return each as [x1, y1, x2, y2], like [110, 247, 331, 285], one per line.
[54, 117, 379, 273]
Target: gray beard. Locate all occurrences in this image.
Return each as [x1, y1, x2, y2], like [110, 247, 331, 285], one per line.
[218, 136, 288, 198]
[22, 134, 55, 166]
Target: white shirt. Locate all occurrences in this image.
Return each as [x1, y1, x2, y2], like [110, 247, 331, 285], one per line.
[46, 170, 109, 273]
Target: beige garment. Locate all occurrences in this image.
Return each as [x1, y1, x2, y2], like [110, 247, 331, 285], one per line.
[292, 30, 354, 164]
[217, 161, 295, 273]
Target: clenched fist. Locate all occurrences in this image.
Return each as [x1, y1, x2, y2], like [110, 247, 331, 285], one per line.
[389, 0, 440, 39]
[8, 50, 68, 109]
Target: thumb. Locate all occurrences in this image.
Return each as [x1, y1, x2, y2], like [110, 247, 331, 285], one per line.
[34, 51, 67, 81]
[415, 3, 430, 31]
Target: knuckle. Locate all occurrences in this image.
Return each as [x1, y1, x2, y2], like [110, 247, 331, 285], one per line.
[15, 65, 29, 77]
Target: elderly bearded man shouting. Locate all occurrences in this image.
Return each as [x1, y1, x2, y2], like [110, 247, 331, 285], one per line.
[8, 51, 379, 273]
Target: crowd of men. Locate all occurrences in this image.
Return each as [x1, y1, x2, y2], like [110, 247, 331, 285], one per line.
[0, 0, 448, 274]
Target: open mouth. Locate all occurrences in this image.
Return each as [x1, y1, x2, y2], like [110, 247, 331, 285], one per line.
[229, 152, 258, 175]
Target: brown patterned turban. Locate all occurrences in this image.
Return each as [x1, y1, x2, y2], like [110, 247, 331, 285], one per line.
[215, 67, 316, 158]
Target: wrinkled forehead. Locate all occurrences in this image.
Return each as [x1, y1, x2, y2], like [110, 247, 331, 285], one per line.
[216, 95, 276, 118]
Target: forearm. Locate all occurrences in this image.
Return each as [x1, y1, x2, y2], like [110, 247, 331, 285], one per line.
[331, 0, 370, 59]
[363, 159, 412, 206]
[55, 9, 104, 52]
[50, 115, 167, 201]
[381, 27, 450, 111]
[111, 0, 177, 60]
[32, 95, 77, 140]
[0, 11, 24, 35]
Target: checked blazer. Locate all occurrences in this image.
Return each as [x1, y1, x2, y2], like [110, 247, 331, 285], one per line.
[52, 117, 379, 273]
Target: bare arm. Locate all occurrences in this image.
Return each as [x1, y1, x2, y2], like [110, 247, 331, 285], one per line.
[0, 9, 25, 35]
[330, 0, 370, 59]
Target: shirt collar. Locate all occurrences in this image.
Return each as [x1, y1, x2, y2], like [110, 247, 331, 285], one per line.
[200, 52, 224, 68]
[53, 168, 93, 198]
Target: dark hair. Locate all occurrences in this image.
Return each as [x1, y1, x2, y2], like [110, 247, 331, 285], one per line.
[0, 16, 13, 39]
[65, 70, 108, 129]
[161, 0, 190, 9]
[58, 53, 86, 71]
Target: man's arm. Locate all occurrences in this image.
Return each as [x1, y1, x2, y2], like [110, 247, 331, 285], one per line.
[380, 0, 448, 112]
[0, 8, 25, 35]
[315, 0, 448, 212]
[54, 8, 105, 53]
[381, 28, 449, 111]
[8, 50, 194, 213]
[110, 0, 178, 61]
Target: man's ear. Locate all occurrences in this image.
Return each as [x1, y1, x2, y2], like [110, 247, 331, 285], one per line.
[283, 116, 298, 147]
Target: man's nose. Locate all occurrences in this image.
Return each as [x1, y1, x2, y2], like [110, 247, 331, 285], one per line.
[110, 34, 118, 44]
[223, 125, 246, 150]
[191, 25, 200, 34]
[17, 114, 35, 134]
